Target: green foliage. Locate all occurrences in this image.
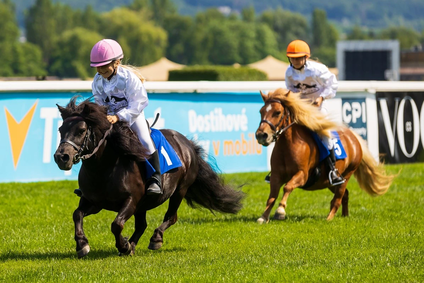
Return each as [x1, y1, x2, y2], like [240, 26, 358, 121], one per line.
[101, 7, 167, 66]
[25, 0, 56, 63]
[312, 9, 339, 50]
[49, 28, 102, 79]
[241, 6, 255, 22]
[0, 0, 45, 77]
[168, 66, 268, 81]
[259, 8, 309, 52]
[12, 42, 47, 77]
[150, 0, 176, 26]
[0, 164, 423, 282]
[162, 14, 194, 64]
[379, 26, 422, 49]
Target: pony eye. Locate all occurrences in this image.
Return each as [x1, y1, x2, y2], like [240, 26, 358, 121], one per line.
[273, 111, 281, 117]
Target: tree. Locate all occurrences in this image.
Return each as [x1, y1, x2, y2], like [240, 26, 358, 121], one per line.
[379, 26, 421, 49]
[311, 9, 339, 67]
[77, 5, 102, 34]
[128, 0, 149, 11]
[259, 8, 309, 51]
[0, 0, 45, 77]
[347, 25, 371, 40]
[25, 0, 56, 64]
[49, 28, 102, 79]
[0, 0, 19, 76]
[12, 42, 46, 77]
[150, 0, 176, 26]
[162, 14, 194, 64]
[205, 21, 240, 65]
[241, 6, 255, 23]
[101, 8, 167, 66]
[254, 23, 282, 61]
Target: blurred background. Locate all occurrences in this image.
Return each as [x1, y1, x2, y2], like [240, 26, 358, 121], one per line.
[1, 0, 424, 81]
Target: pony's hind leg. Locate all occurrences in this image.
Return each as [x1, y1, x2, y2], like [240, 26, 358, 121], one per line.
[73, 198, 102, 259]
[149, 187, 185, 250]
[341, 188, 349, 217]
[327, 181, 348, 221]
[128, 210, 148, 255]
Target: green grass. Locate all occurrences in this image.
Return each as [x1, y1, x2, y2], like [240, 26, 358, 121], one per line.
[0, 163, 423, 282]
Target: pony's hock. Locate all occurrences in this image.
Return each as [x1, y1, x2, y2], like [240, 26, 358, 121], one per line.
[54, 97, 244, 258]
[255, 88, 395, 222]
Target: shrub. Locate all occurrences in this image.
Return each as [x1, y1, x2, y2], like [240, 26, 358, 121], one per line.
[168, 65, 268, 81]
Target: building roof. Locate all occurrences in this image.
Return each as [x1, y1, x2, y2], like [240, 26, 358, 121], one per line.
[137, 57, 185, 81]
[248, 55, 289, 81]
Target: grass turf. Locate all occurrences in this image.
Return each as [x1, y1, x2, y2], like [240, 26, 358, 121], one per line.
[0, 163, 423, 282]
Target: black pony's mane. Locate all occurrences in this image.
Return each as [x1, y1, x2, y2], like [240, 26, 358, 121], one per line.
[63, 96, 148, 162]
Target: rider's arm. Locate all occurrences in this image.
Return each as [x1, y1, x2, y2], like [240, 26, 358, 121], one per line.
[115, 70, 149, 126]
[315, 64, 338, 100]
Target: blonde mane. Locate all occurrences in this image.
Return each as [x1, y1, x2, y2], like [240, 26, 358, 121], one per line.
[268, 88, 339, 137]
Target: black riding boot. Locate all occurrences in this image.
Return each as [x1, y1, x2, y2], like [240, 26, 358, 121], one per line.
[146, 150, 163, 195]
[325, 148, 346, 186]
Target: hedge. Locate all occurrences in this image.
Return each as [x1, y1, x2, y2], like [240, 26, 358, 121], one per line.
[168, 66, 268, 81]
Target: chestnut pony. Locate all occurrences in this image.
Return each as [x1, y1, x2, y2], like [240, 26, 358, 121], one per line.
[54, 97, 244, 258]
[255, 88, 394, 222]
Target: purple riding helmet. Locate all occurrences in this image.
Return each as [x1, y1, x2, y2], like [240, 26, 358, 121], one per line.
[90, 39, 124, 67]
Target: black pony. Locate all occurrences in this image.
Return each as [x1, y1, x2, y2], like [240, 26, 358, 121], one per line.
[54, 97, 244, 258]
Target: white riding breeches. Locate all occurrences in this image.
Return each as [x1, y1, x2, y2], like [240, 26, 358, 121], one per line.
[130, 111, 156, 155]
[318, 101, 334, 150]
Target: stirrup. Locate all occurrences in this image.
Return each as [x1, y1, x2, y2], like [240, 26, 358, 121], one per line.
[328, 170, 345, 186]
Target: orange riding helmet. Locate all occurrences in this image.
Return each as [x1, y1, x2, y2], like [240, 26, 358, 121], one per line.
[286, 40, 310, 58]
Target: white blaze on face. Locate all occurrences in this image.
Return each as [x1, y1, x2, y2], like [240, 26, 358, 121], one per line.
[266, 104, 272, 112]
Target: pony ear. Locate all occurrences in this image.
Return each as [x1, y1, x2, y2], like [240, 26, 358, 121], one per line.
[57, 104, 71, 119]
[260, 90, 268, 102]
[82, 103, 91, 117]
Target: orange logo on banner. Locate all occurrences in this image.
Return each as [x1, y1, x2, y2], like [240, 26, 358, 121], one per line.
[5, 101, 38, 169]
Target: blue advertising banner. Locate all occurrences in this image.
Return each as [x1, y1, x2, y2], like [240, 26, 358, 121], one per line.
[0, 91, 268, 182]
[341, 97, 367, 140]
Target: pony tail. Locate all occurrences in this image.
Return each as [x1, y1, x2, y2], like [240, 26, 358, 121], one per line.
[121, 64, 146, 83]
[352, 131, 395, 196]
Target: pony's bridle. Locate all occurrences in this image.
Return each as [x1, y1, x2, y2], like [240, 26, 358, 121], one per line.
[260, 99, 295, 141]
[60, 116, 113, 164]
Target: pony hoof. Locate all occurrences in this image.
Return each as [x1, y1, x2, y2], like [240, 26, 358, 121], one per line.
[257, 217, 269, 224]
[274, 207, 286, 220]
[77, 245, 90, 258]
[119, 242, 132, 256]
[148, 241, 163, 250]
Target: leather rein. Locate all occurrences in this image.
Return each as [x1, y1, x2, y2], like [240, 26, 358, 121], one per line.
[60, 116, 113, 164]
[259, 99, 295, 141]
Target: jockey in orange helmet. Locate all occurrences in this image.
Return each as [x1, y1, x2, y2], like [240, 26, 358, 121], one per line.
[285, 40, 345, 186]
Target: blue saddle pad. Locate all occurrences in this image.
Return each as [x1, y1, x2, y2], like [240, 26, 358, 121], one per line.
[146, 128, 182, 178]
[311, 131, 347, 162]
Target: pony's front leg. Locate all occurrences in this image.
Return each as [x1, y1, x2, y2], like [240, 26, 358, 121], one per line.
[257, 176, 285, 224]
[128, 209, 147, 255]
[274, 171, 306, 220]
[73, 198, 101, 258]
[111, 197, 137, 256]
